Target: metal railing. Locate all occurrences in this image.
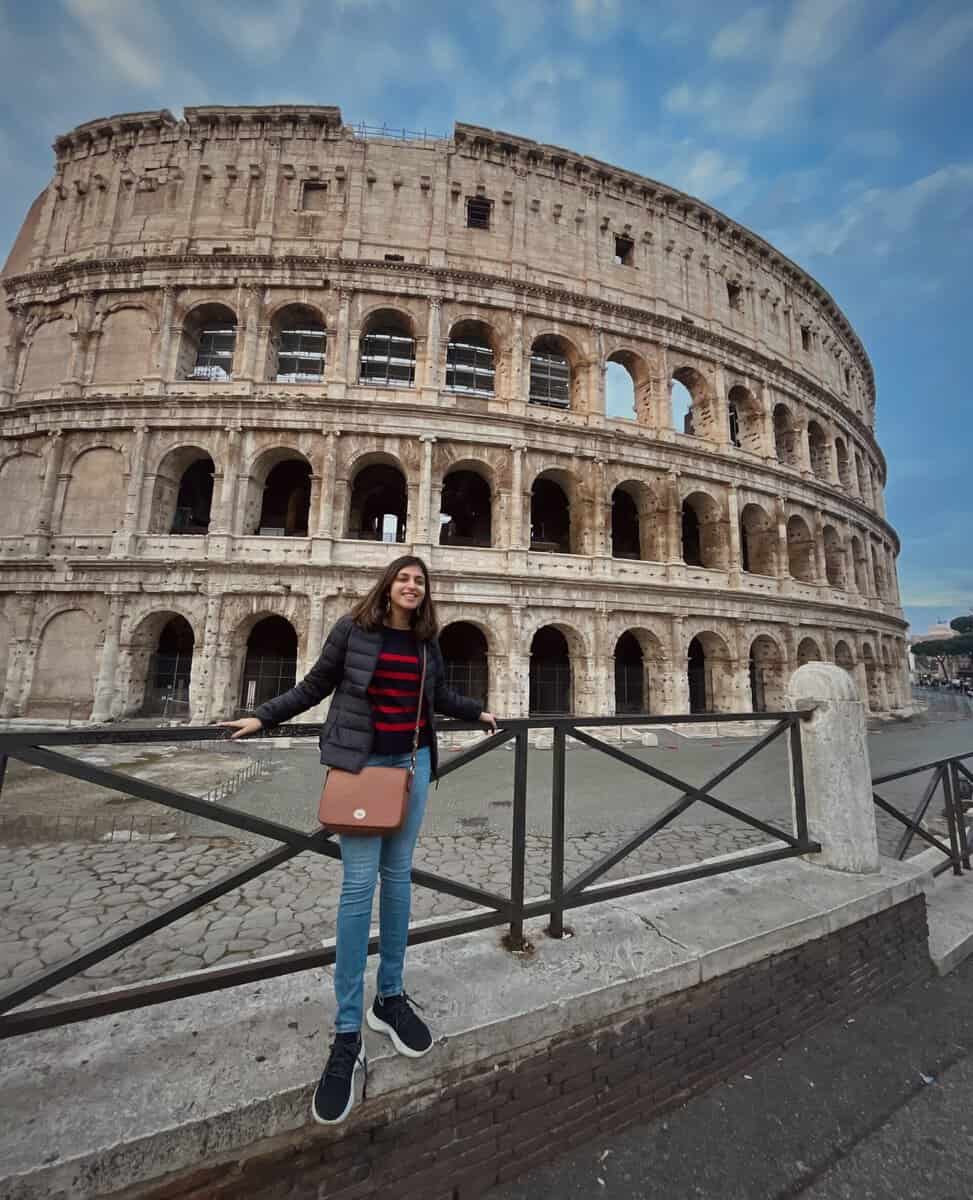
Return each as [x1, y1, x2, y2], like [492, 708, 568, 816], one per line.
[0, 710, 818, 1038]
[873, 752, 973, 877]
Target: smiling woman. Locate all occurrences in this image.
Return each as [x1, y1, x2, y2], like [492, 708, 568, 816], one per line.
[219, 554, 495, 1125]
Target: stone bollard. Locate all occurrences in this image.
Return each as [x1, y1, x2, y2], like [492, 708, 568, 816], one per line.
[786, 663, 880, 874]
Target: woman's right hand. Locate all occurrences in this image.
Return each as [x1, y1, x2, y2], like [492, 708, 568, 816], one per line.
[217, 717, 264, 740]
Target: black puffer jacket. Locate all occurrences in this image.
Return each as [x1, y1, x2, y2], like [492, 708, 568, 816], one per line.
[253, 614, 483, 777]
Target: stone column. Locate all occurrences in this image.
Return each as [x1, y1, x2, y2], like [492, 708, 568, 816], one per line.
[668, 615, 689, 714]
[759, 382, 776, 459]
[421, 297, 442, 399]
[727, 484, 742, 584]
[711, 363, 731, 449]
[311, 429, 339, 562]
[207, 426, 241, 560]
[36, 430, 65, 546]
[237, 284, 263, 383]
[256, 137, 281, 244]
[91, 597, 125, 722]
[507, 310, 525, 411]
[775, 496, 790, 581]
[813, 511, 829, 585]
[190, 595, 222, 722]
[786, 663, 880, 873]
[508, 445, 526, 549]
[665, 470, 682, 562]
[112, 425, 150, 557]
[507, 606, 529, 718]
[293, 591, 326, 724]
[0, 594, 37, 717]
[0, 305, 27, 406]
[415, 435, 436, 546]
[144, 285, 177, 395]
[330, 287, 353, 396]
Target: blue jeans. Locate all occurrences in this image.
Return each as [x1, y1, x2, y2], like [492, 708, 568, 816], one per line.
[332, 747, 431, 1033]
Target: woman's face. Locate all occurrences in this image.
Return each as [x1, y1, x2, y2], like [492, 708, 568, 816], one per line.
[388, 564, 426, 615]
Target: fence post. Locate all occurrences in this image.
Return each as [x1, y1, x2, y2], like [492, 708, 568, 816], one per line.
[508, 731, 529, 950]
[786, 663, 880, 873]
[548, 726, 566, 938]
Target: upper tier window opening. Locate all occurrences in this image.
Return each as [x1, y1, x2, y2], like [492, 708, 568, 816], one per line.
[359, 330, 416, 387]
[301, 181, 327, 211]
[466, 196, 492, 230]
[276, 325, 326, 383]
[614, 235, 634, 266]
[190, 326, 235, 381]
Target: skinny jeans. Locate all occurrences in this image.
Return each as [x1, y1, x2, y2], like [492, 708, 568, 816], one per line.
[332, 747, 431, 1033]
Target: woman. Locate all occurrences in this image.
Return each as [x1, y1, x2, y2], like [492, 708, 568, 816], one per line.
[221, 555, 497, 1125]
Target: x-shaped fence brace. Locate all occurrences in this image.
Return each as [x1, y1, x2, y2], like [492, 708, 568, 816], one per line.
[0, 712, 818, 1037]
[872, 752, 973, 878]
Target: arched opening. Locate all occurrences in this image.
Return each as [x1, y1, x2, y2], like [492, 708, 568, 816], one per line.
[171, 458, 214, 534]
[834, 640, 855, 675]
[835, 438, 852, 491]
[614, 632, 647, 714]
[749, 634, 785, 712]
[0, 454, 43, 536]
[529, 335, 572, 409]
[872, 545, 887, 599]
[439, 469, 492, 547]
[180, 303, 237, 381]
[807, 421, 830, 480]
[682, 492, 726, 569]
[786, 514, 817, 583]
[446, 319, 495, 396]
[359, 309, 416, 387]
[687, 636, 708, 714]
[727, 385, 762, 454]
[796, 637, 823, 668]
[239, 616, 297, 712]
[823, 525, 845, 588]
[529, 626, 572, 715]
[439, 622, 489, 709]
[348, 462, 407, 542]
[611, 486, 640, 559]
[739, 502, 776, 576]
[273, 304, 326, 382]
[773, 404, 798, 466]
[530, 474, 571, 554]
[605, 358, 636, 420]
[141, 616, 194, 717]
[258, 459, 311, 536]
[671, 376, 695, 435]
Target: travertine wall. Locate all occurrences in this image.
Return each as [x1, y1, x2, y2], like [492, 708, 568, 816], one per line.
[0, 106, 908, 722]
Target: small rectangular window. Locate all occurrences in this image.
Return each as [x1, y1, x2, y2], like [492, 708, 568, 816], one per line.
[384, 253, 405, 262]
[801, 326, 811, 352]
[466, 196, 492, 229]
[726, 281, 742, 310]
[614, 235, 634, 266]
[844, 366, 851, 390]
[301, 181, 328, 211]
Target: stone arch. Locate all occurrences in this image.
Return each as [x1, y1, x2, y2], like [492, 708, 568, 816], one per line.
[27, 608, 98, 719]
[529, 467, 577, 554]
[237, 614, 299, 712]
[91, 305, 154, 384]
[529, 332, 581, 410]
[128, 611, 197, 718]
[681, 489, 728, 570]
[796, 637, 823, 666]
[177, 301, 238, 381]
[614, 628, 661, 714]
[528, 624, 576, 715]
[671, 365, 710, 437]
[773, 404, 799, 466]
[834, 436, 853, 491]
[148, 445, 215, 535]
[439, 620, 490, 709]
[242, 446, 312, 537]
[358, 306, 416, 387]
[347, 454, 408, 542]
[686, 630, 732, 714]
[445, 317, 499, 398]
[834, 639, 855, 674]
[806, 420, 831, 481]
[822, 524, 846, 588]
[786, 514, 817, 583]
[268, 302, 327, 382]
[0, 452, 44, 536]
[60, 446, 125, 536]
[749, 633, 786, 712]
[727, 384, 763, 454]
[20, 314, 71, 392]
[604, 350, 641, 421]
[739, 501, 777, 576]
[439, 464, 493, 547]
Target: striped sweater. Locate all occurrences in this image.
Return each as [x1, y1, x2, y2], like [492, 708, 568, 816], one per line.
[366, 626, 429, 756]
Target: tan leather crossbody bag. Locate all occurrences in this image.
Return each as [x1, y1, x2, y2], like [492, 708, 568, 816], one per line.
[318, 645, 427, 835]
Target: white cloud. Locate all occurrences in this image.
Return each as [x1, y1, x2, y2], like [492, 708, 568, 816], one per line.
[664, 76, 807, 138]
[61, 0, 164, 87]
[777, 0, 860, 68]
[878, 6, 973, 82]
[710, 7, 771, 60]
[200, 0, 307, 60]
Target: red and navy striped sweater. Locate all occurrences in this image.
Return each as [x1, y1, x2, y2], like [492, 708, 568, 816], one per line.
[367, 627, 430, 756]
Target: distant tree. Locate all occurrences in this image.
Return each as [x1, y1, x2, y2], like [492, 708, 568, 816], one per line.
[912, 617, 973, 680]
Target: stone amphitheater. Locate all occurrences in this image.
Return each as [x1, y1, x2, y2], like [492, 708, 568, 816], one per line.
[0, 104, 908, 725]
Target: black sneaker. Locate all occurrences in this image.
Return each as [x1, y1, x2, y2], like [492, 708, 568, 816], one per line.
[366, 992, 433, 1058]
[311, 1032, 366, 1125]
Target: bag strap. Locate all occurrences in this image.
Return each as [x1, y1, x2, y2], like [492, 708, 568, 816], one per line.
[410, 644, 428, 774]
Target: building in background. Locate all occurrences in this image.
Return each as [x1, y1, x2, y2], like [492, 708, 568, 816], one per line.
[0, 106, 908, 722]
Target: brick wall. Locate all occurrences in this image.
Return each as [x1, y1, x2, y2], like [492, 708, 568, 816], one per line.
[122, 895, 930, 1200]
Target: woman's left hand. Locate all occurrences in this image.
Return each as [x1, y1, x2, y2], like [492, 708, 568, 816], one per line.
[478, 711, 498, 734]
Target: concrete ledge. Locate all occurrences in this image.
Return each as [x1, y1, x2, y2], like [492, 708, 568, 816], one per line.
[900, 827, 973, 974]
[0, 853, 929, 1200]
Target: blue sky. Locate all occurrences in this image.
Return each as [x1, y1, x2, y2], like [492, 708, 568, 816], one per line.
[1, 0, 970, 635]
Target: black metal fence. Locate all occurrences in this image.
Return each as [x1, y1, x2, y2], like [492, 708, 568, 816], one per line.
[0, 710, 818, 1038]
[873, 752, 973, 877]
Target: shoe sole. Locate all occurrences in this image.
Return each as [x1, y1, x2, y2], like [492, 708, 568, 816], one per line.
[310, 1056, 365, 1126]
[366, 1006, 433, 1058]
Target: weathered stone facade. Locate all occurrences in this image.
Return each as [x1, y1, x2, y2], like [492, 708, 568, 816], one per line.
[0, 105, 908, 723]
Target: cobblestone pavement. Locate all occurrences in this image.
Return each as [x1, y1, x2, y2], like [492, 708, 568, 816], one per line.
[0, 822, 776, 1001]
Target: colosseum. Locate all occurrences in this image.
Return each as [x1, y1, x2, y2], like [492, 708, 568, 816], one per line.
[0, 104, 909, 726]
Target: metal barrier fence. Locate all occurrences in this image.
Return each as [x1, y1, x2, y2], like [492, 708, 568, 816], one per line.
[873, 751, 973, 877]
[0, 710, 818, 1038]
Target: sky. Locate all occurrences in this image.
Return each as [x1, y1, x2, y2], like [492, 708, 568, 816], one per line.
[0, 0, 970, 636]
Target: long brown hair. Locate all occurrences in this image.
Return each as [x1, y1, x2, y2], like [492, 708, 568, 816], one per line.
[348, 555, 439, 639]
